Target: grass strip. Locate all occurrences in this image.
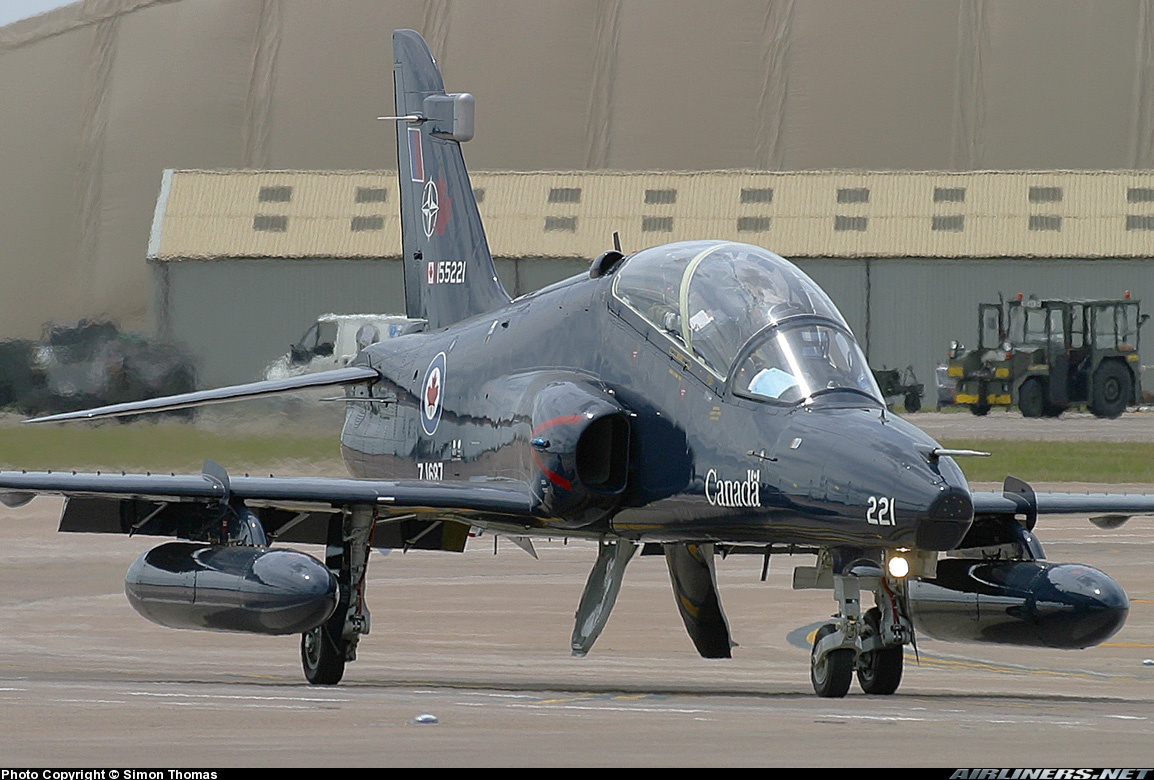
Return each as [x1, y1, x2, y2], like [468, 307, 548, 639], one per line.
[0, 423, 1150, 485]
[941, 439, 1154, 484]
[0, 421, 343, 475]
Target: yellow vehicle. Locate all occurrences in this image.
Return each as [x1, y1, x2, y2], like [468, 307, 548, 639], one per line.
[947, 295, 1146, 418]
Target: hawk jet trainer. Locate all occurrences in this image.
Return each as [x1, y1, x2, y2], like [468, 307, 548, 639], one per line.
[0, 30, 1143, 697]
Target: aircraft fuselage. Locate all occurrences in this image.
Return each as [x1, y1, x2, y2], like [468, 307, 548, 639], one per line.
[340, 265, 973, 552]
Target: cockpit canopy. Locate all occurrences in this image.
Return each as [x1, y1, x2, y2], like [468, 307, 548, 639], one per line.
[612, 241, 881, 404]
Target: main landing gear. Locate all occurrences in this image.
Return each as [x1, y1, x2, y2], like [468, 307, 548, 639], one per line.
[301, 505, 375, 685]
[803, 549, 914, 697]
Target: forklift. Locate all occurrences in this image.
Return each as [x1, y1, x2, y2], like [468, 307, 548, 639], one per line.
[947, 294, 1146, 418]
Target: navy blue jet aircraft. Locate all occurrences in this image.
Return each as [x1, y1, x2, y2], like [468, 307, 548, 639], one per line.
[0, 30, 1145, 697]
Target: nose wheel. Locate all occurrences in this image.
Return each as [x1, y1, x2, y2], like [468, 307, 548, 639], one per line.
[855, 607, 903, 695]
[810, 623, 854, 698]
[808, 563, 911, 697]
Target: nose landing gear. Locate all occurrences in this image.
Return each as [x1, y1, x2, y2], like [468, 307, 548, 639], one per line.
[802, 551, 913, 697]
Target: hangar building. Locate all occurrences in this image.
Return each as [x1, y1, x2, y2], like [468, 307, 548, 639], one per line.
[4, 1, 1154, 389]
[153, 169, 1154, 387]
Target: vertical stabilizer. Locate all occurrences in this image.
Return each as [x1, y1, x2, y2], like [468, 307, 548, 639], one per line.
[393, 29, 510, 330]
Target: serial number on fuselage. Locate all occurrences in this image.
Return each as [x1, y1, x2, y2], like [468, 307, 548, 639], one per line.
[866, 495, 896, 525]
[426, 260, 467, 284]
[417, 461, 444, 480]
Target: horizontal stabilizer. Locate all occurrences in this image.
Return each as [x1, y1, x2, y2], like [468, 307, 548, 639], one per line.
[24, 366, 380, 424]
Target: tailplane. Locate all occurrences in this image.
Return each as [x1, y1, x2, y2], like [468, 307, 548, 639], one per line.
[392, 29, 510, 330]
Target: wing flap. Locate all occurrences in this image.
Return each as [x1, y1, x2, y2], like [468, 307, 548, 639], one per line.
[58, 496, 473, 551]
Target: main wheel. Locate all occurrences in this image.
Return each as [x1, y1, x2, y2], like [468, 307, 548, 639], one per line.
[811, 623, 853, 698]
[1018, 377, 1046, 418]
[969, 402, 990, 416]
[301, 624, 347, 685]
[856, 608, 903, 695]
[1090, 361, 1131, 419]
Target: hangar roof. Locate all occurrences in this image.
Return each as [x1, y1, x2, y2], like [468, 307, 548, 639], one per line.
[151, 169, 1154, 261]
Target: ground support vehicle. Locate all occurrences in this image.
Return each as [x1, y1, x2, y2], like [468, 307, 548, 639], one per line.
[264, 314, 426, 380]
[947, 296, 1145, 419]
[871, 365, 923, 412]
[3, 320, 197, 416]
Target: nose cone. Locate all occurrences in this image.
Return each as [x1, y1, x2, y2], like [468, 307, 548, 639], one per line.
[787, 409, 975, 549]
[1032, 563, 1129, 648]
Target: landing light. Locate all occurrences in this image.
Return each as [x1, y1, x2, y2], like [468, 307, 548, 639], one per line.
[887, 555, 910, 579]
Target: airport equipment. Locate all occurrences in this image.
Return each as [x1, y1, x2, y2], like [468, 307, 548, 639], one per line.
[947, 295, 1146, 418]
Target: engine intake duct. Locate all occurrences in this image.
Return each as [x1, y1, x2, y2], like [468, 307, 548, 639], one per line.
[908, 558, 1128, 649]
[529, 378, 630, 527]
[125, 542, 338, 635]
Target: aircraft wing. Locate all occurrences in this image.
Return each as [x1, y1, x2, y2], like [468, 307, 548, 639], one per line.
[972, 476, 1154, 529]
[0, 463, 535, 549]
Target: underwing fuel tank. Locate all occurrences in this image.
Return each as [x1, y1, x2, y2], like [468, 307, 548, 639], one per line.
[124, 542, 338, 635]
[908, 558, 1129, 649]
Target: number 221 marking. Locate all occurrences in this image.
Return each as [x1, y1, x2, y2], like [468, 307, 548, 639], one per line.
[866, 496, 896, 526]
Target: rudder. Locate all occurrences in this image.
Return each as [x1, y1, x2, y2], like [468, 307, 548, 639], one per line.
[392, 29, 510, 330]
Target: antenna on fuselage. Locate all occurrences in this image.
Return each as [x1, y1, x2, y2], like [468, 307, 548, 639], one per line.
[613, 231, 622, 253]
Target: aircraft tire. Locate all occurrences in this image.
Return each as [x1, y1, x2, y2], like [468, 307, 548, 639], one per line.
[1018, 378, 1046, 418]
[1090, 360, 1131, 419]
[810, 623, 853, 698]
[301, 624, 346, 685]
[856, 608, 903, 695]
[969, 403, 990, 416]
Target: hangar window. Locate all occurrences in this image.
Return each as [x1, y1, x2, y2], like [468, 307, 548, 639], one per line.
[933, 187, 965, 203]
[258, 186, 292, 203]
[834, 216, 868, 231]
[350, 216, 384, 232]
[837, 188, 869, 204]
[548, 187, 582, 203]
[645, 189, 677, 205]
[737, 217, 771, 232]
[1127, 188, 1154, 203]
[1028, 215, 1062, 231]
[544, 216, 577, 232]
[642, 216, 673, 232]
[355, 187, 388, 203]
[473, 188, 486, 203]
[932, 215, 965, 232]
[741, 188, 774, 204]
[1028, 186, 1062, 203]
[253, 215, 287, 232]
[1126, 215, 1154, 231]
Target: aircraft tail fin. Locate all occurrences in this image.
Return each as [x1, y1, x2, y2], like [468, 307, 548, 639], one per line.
[392, 29, 510, 330]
